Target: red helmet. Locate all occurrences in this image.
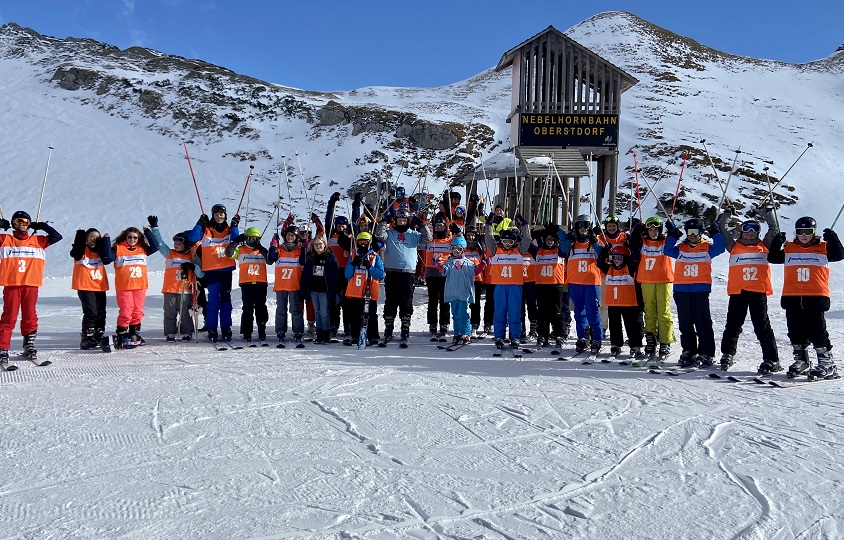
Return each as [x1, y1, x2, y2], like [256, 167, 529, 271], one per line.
[611, 245, 631, 258]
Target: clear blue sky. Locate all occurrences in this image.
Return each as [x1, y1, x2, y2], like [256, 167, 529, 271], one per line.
[2, 0, 841, 91]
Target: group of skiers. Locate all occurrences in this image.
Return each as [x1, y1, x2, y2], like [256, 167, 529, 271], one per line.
[0, 187, 841, 382]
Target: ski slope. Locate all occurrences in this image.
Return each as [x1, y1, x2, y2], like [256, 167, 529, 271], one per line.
[2, 276, 844, 539]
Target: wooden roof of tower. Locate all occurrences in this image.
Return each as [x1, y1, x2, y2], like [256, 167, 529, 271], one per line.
[495, 25, 638, 93]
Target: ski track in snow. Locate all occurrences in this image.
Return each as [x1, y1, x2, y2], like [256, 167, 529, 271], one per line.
[2, 280, 844, 538]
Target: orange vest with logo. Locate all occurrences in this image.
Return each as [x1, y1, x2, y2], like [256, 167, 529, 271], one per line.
[346, 253, 380, 300]
[199, 227, 234, 272]
[782, 241, 830, 297]
[604, 266, 638, 307]
[489, 247, 523, 285]
[727, 242, 772, 295]
[604, 231, 629, 246]
[71, 246, 109, 292]
[237, 246, 268, 285]
[674, 242, 713, 286]
[114, 243, 149, 291]
[0, 233, 48, 287]
[637, 237, 674, 283]
[273, 246, 303, 292]
[522, 254, 537, 282]
[463, 247, 484, 282]
[161, 250, 193, 293]
[534, 248, 565, 285]
[566, 241, 602, 286]
[328, 233, 350, 268]
[425, 237, 453, 267]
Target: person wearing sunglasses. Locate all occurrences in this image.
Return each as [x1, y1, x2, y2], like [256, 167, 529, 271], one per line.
[70, 226, 115, 350]
[0, 211, 62, 369]
[629, 216, 680, 361]
[768, 216, 844, 380]
[560, 214, 606, 355]
[111, 225, 159, 348]
[664, 218, 726, 368]
[716, 206, 780, 373]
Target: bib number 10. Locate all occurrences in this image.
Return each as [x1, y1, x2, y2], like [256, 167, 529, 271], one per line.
[796, 267, 811, 282]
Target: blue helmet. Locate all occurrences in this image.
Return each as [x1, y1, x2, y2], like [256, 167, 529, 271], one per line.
[451, 236, 467, 248]
[335, 216, 349, 227]
[395, 186, 406, 199]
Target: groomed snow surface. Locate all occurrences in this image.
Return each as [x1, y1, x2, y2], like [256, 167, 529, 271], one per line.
[2, 272, 844, 540]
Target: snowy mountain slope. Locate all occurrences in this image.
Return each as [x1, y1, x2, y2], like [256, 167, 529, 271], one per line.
[1, 12, 843, 280]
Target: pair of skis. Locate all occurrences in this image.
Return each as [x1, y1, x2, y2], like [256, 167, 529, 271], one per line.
[1, 354, 52, 371]
[493, 344, 523, 359]
[709, 372, 840, 388]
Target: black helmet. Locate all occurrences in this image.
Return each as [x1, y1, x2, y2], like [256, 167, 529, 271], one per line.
[11, 210, 31, 226]
[283, 225, 299, 237]
[211, 203, 227, 215]
[684, 218, 705, 231]
[603, 215, 620, 224]
[795, 216, 817, 231]
[394, 209, 410, 221]
[499, 228, 519, 242]
[173, 231, 191, 244]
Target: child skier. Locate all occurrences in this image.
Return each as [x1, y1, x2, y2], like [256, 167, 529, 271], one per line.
[344, 232, 385, 347]
[663, 218, 726, 367]
[596, 244, 644, 358]
[559, 214, 605, 354]
[768, 217, 844, 380]
[425, 215, 454, 340]
[436, 236, 486, 345]
[70, 226, 114, 349]
[484, 213, 531, 350]
[149, 216, 202, 341]
[111, 224, 159, 348]
[188, 203, 240, 343]
[529, 225, 568, 349]
[301, 234, 340, 345]
[268, 221, 307, 348]
[630, 216, 678, 360]
[716, 208, 780, 372]
[226, 226, 269, 345]
[0, 211, 62, 368]
[461, 225, 486, 339]
[326, 192, 352, 338]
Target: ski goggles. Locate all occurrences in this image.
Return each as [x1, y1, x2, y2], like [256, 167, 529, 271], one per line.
[646, 222, 661, 229]
[796, 228, 815, 236]
[12, 217, 30, 227]
[611, 254, 626, 262]
[685, 228, 701, 237]
[740, 222, 761, 233]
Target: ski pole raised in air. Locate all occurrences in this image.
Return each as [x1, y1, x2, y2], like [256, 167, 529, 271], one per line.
[758, 141, 814, 207]
[669, 152, 688, 219]
[234, 164, 255, 217]
[762, 166, 780, 230]
[699, 139, 732, 209]
[35, 145, 54, 222]
[182, 139, 205, 215]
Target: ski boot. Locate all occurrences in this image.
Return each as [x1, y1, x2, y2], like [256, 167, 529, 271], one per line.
[257, 324, 267, 343]
[658, 342, 670, 360]
[697, 355, 715, 367]
[483, 325, 493, 338]
[610, 346, 621, 357]
[79, 329, 99, 350]
[519, 329, 528, 344]
[181, 333, 192, 341]
[575, 338, 588, 354]
[644, 332, 657, 357]
[808, 348, 838, 381]
[208, 328, 219, 344]
[528, 321, 538, 339]
[719, 354, 734, 370]
[399, 316, 411, 348]
[451, 335, 462, 346]
[787, 344, 811, 378]
[757, 359, 783, 375]
[244, 334, 253, 346]
[330, 327, 338, 339]
[495, 339, 505, 350]
[294, 334, 304, 349]
[537, 336, 549, 348]
[590, 339, 602, 355]
[115, 327, 136, 349]
[166, 334, 177, 342]
[128, 324, 145, 346]
[678, 351, 699, 368]
[470, 325, 479, 339]
[383, 318, 395, 343]
[510, 338, 521, 351]
[307, 321, 316, 336]
[429, 325, 437, 338]
[0, 349, 14, 371]
[221, 327, 233, 343]
[630, 347, 646, 360]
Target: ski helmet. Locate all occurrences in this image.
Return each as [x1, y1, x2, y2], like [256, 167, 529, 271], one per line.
[450, 236, 467, 249]
[395, 186, 406, 199]
[603, 215, 620, 224]
[433, 215, 447, 229]
[449, 191, 461, 201]
[245, 227, 261, 239]
[645, 216, 663, 229]
[795, 216, 817, 233]
[356, 231, 371, 249]
[172, 231, 189, 244]
[740, 220, 761, 234]
[454, 205, 466, 218]
[211, 203, 227, 215]
[11, 210, 31, 227]
[611, 245, 631, 258]
[394, 209, 410, 221]
[499, 228, 519, 243]
[335, 216, 349, 228]
[283, 225, 299, 238]
[684, 218, 705, 231]
[573, 214, 591, 230]
[463, 224, 477, 238]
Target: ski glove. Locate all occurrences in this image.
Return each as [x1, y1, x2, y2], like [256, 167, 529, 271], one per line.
[230, 215, 240, 227]
[0, 219, 9, 230]
[330, 191, 341, 202]
[29, 222, 45, 231]
[448, 223, 461, 235]
[823, 228, 838, 242]
[180, 262, 195, 273]
[566, 230, 577, 242]
[352, 256, 363, 267]
[513, 213, 528, 227]
[411, 215, 423, 228]
[233, 234, 246, 244]
[486, 212, 495, 224]
[147, 215, 158, 228]
[773, 232, 787, 247]
[363, 258, 372, 269]
[469, 193, 480, 204]
[707, 223, 720, 237]
[198, 214, 210, 227]
[354, 192, 362, 203]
